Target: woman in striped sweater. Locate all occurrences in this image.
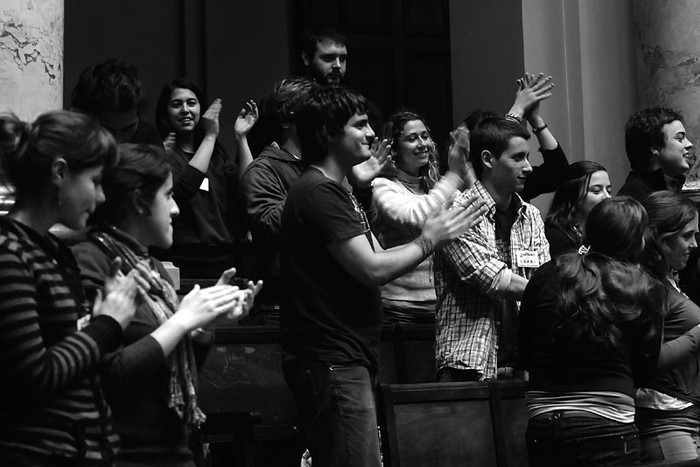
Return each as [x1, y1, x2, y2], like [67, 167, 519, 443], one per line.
[0, 110, 138, 466]
[373, 111, 477, 323]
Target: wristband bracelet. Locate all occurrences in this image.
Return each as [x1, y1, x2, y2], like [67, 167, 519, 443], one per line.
[532, 123, 548, 134]
[504, 113, 523, 124]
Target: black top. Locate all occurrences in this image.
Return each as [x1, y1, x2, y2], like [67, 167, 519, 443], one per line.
[544, 223, 580, 257]
[280, 168, 382, 372]
[521, 143, 569, 202]
[519, 260, 660, 396]
[617, 168, 684, 202]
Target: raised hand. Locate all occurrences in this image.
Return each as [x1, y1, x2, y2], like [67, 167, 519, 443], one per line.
[163, 132, 177, 152]
[201, 98, 223, 138]
[349, 138, 392, 188]
[447, 127, 476, 187]
[508, 73, 554, 122]
[234, 100, 258, 139]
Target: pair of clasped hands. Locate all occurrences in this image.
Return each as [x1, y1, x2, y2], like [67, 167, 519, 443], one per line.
[92, 258, 263, 334]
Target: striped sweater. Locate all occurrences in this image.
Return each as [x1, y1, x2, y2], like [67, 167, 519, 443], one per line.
[0, 217, 123, 465]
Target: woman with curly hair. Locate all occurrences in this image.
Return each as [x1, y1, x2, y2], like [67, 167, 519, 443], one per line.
[372, 110, 478, 323]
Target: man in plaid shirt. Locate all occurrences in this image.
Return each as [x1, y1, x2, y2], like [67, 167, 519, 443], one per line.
[434, 117, 550, 382]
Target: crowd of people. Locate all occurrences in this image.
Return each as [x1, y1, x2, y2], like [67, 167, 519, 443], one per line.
[0, 24, 699, 467]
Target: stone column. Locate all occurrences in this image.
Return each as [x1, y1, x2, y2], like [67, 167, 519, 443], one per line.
[632, 0, 700, 184]
[0, 0, 63, 212]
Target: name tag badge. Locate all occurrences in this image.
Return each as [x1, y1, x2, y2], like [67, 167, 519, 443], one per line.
[516, 250, 539, 268]
[77, 314, 91, 331]
[199, 177, 210, 192]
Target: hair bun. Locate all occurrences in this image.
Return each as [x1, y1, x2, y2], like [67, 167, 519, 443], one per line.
[0, 113, 28, 156]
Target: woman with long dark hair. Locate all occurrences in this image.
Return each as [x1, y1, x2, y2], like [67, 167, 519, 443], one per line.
[544, 161, 611, 257]
[0, 111, 138, 465]
[519, 197, 669, 466]
[73, 143, 260, 465]
[636, 190, 700, 462]
[153, 79, 257, 278]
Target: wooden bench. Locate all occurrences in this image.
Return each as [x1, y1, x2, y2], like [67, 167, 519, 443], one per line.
[197, 323, 438, 465]
[377, 380, 528, 467]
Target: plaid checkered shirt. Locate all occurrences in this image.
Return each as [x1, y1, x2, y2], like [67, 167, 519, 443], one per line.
[434, 181, 550, 379]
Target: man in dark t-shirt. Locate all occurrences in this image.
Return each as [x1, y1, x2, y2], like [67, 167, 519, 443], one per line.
[280, 85, 486, 466]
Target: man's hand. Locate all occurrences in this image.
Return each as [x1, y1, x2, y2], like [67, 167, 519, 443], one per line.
[348, 138, 392, 188]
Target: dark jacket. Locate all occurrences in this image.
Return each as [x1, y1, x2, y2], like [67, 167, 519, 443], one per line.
[617, 168, 684, 202]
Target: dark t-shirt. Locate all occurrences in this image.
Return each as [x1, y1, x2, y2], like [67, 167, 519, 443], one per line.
[280, 168, 383, 372]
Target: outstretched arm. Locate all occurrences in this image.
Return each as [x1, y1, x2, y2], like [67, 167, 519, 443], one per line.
[329, 195, 487, 287]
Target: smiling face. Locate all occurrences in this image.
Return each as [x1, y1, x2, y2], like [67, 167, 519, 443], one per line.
[484, 136, 532, 194]
[656, 120, 693, 176]
[166, 88, 201, 134]
[395, 119, 432, 176]
[139, 172, 179, 249]
[327, 113, 375, 166]
[305, 40, 347, 85]
[59, 165, 106, 230]
[578, 170, 612, 221]
[664, 212, 699, 270]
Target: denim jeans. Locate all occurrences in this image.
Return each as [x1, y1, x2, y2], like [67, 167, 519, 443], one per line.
[283, 361, 382, 467]
[636, 405, 700, 462]
[526, 411, 640, 466]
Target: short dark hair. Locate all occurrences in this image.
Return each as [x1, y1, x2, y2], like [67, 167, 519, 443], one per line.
[259, 77, 318, 142]
[91, 143, 171, 226]
[461, 108, 499, 132]
[299, 25, 347, 62]
[469, 117, 530, 179]
[295, 85, 367, 165]
[0, 110, 117, 199]
[155, 78, 208, 140]
[625, 107, 683, 172]
[71, 59, 147, 114]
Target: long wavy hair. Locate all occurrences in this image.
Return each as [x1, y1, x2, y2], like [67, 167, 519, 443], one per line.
[641, 190, 699, 281]
[381, 110, 440, 192]
[552, 197, 664, 358]
[546, 161, 608, 243]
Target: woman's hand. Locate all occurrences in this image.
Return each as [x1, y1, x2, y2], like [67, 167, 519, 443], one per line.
[163, 132, 176, 152]
[507, 73, 553, 122]
[215, 267, 237, 286]
[174, 284, 241, 331]
[447, 127, 476, 188]
[420, 195, 487, 249]
[201, 98, 223, 138]
[93, 258, 139, 330]
[234, 100, 258, 140]
[227, 279, 263, 322]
